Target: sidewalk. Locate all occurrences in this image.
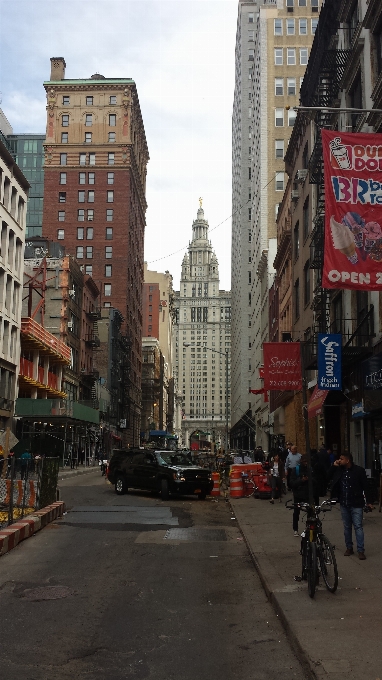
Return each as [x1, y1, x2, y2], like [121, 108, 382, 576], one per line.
[58, 465, 100, 480]
[230, 492, 382, 680]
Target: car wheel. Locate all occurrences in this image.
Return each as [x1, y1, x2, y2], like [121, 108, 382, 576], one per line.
[198, 491, 207, 500]
[115, 475, 127, 495]
[161, 478, 170, 500]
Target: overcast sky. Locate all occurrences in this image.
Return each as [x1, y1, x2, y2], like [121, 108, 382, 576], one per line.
[0, 0, 237, 291]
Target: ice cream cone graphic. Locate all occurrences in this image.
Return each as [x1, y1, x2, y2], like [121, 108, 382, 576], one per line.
[330, 216, 358, 264]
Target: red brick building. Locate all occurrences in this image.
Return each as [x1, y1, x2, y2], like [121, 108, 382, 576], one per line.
[142, 282, 160, 338]
[41, 58, 149, 445]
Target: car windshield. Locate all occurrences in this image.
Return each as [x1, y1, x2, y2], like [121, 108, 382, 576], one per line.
[156, 452, 194, 467]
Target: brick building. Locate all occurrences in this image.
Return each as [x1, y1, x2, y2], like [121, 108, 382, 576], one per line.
[41, 58, 149, 445]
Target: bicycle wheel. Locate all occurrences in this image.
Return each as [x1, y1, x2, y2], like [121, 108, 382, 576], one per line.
[307, 542, 317, 598]
[318, 534, 338, 593]
[301, 537, 308, 581]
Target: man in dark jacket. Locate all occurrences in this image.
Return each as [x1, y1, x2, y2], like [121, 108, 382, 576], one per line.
[290, 455, 319, 536]
[329, 453, 373, 560]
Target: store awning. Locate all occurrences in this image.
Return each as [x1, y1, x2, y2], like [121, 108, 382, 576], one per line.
[307, 385, 329, 420]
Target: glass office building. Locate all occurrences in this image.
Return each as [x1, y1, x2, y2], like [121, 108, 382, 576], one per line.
[8, 134, 45, 237]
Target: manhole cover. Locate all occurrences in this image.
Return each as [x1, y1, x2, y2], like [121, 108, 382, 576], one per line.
[164, 528, 226, 542]
[23, 586, 75, 601]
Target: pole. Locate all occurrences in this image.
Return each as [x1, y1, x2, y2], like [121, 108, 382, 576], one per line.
[225, 350, 229, 454]
[1, 426, 10, 479]
[300, 342, 314, 509]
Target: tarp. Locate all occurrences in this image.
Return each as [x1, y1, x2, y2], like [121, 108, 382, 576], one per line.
[307, 385, 328, 420]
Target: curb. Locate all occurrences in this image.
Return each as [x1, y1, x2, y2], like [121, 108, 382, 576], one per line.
[229, 498, 319, 680]
[0, 501, 66, 557]
[58, 466, 100, 479]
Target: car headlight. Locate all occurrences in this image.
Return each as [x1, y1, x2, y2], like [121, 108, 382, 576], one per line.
[173, 470, 185, 481]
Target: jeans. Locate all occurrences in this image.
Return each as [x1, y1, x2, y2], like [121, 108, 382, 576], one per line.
[293, 507, 300, 532]
[271, 476, 282, 499]
[340, 505, 365, 553]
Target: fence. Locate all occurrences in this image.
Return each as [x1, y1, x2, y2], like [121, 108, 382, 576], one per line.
[0, 457, 60, 529]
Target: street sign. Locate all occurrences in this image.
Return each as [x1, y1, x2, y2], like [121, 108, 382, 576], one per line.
[0, 430, 18, 450]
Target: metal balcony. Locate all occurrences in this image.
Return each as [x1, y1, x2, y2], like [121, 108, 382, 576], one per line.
[85, 334, 100, 348]
[86, 308, 101, 321]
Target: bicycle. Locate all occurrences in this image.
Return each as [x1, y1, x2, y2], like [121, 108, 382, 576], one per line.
[286, 498, 339, 598]
[241, 471, 256, 497]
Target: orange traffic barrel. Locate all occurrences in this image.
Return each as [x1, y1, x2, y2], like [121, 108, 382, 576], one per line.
[230, 469, 244, 498]
[211, 471, 220, 497]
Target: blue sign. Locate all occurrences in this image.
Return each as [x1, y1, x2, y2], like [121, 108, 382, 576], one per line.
[317, 333, 342, 390]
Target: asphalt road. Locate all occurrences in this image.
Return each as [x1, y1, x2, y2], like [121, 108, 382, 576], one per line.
[0, 471, 306, 680]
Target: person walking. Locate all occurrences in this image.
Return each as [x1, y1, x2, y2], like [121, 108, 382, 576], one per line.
[290, 454, 319, 536]
[329, 452, 373, 560]
[284, 445, 301, 491]
[269, 453, 284, 504]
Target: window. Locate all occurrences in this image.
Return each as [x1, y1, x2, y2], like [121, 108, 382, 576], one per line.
[77, 227, 84, 239]
[59, 192, 66, 203]
[104, 302, 111, 308]
[79, 153, 86, 166]
[299, 0, 307, 5]
[287, 48, 296, 65]
[106, 209, 113, 221]
[107, 172, 114, 184]
[302, 142, 309, 170]
[60, 153, 67, 165]
[85, 265, 93, 275]
[76, 246, 84, 259]
[57, 229, 65, 240]
[275, 203, 280, 220]
[248, 12, 254, 22]
[58, 211, 65, 221]
[300, 48, 308, 65]
[79, 172, 86, 184]
[293, 220, 300, 260]
[311, 0, 319, 10]
[248, 49, 254, 61]
[87, 209, 94, 221]
[88, 172, 95, 185]
[288, 109, 296, 126]
[248, 30, 254, 41]
[107, 191, 114, 202]
[86, 96, 93, 106]
[105, 265, 112, 277]
[105, 246, 112, 258]
[304, 261, 310, 305]
[294, 278, 300, 319]
[106, 227, 113, 239]
[85, 114, 92, 126]
[78, 209, 85, 221]
[88, 190, 94, 202]
[62, 115, 69, 127]
[59, 172, 67, 184]
[109, 114, 116, 127]
[248, 167, 251, 180]
[274, 19, 282, 35]
[110, 95, 117, 105]
[89, 153, 96, 166]
[61, 132, 68, 143]
[275, 108, 284, 126]
[275, 48, 283, 65]
[286, 18, 295, 34]
[108, 152, 115, 165]
[86, 246, 93, 259]
[85, 132, 92, 143]
[78, 191, 85, 203]
[275, 78, 284, 95]
[311, 18, 318, 34]
[63, 96, 70, 106]
[286, 0, 294, 6]
[275, 172, 284, 191]
[104, 284, 112, 297]
[248, 207, 252, 221]
[275, 140, 284, 158]
[86, 227, 93, 240]
[303, 197, 310, 240]
[108, 132, 116, 143]
[299, 18, 307, 34]
[287, 77, 296, 95]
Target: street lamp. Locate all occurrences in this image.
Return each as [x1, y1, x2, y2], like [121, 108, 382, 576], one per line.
[183, 343, 229, 454]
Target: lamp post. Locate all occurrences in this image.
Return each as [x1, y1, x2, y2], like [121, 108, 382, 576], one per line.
[183, 343, 229, 454]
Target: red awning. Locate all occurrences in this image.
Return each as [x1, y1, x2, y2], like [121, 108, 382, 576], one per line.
[307, 385, 329, 420]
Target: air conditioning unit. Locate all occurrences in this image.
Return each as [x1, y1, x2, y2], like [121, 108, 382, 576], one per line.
[68, 289, 75, 298]
[291, 190, 299, 200]
[296, 169, 308, 182]
[67, 321, 74, 331]
[88, 216, 93, 221]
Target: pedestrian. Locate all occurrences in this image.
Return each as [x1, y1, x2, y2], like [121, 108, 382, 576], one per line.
[284, 445, 301, 491]
[328, 452, 373, 560]
[20, 450, 32, 480]
[328, 448, 337, 466]
[290, 454, 319, 536]
[254, 445, 265, 463]
[269, 453, 284, 504]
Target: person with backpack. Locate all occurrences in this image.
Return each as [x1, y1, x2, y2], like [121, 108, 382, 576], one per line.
[290, 454, 319, 536]
[284, 445, 301, 491]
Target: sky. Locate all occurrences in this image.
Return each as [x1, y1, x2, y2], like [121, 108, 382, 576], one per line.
[0, 0, 238, 291]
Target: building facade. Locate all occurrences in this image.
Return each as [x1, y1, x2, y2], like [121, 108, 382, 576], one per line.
[41, 57, 149, 446]
[8, 134, 45, 237]
[173, 205, 231, 451]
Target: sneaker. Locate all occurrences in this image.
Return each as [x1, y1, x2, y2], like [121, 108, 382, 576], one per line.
[344, 548, 354, 556]
[294, 531, 299, 537]
[358, 551, 366, 560]
[269, 499, 274, 504]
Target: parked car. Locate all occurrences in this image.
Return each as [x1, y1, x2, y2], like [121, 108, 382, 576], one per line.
[107, 449, 213, 500]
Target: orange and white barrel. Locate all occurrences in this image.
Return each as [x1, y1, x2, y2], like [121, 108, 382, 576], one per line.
[230, 469, 244, 498]
[211, 471, 220, 497]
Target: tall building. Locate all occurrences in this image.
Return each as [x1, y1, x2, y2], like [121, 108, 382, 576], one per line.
[173, 204, 231, 451]
[231, 0, 320, 449]
[8, 134, 45, 237]
[41, 57, 149, 446]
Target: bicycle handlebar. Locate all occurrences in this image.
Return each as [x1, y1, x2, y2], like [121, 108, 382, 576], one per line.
[285, 499, 337, 512]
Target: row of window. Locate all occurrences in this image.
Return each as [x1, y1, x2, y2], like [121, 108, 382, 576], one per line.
[60, 152, 115, 166]
[286, 0, 319, 7]
[59, 172, 115, 184]
[60, 132, 117, 144]
[57, 227, 114, 241]
[275, 77, 303, 96]
[274, 18, 318, 36]
[58, 191, 114, 203]
[275, 47, 309, 66]
[58, 209, 113, 222]
[62, 114, 116, 127]
[275, 108, 296, 126]
[62, 95, 117, 106]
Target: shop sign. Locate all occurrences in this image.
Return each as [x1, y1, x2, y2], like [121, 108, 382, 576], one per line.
[351, 401, 368, 418]
[307, 385, 328, 419]
[263, 342, 302, 391]
[317, 333, 342, 390]
[321, 130, 382, 291]
[362, 353, 382, 411]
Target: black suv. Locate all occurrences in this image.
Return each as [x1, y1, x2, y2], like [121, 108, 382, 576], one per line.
[107, 449, 213, 500]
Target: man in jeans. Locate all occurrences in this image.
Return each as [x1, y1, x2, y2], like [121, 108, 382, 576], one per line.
[329, 453, 373, 560]
[284, 445, 301, 491]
